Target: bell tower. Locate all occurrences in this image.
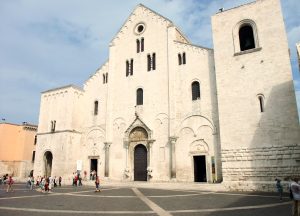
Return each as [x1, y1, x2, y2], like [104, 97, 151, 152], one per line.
[212, 0, 300, 190]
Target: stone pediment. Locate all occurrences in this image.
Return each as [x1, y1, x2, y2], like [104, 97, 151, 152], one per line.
[110, 4, 173, 46]
[124, 114, 152, 141]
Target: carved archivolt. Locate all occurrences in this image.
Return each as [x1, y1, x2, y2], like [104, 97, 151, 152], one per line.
[189, 139, 209, 154]
[129, 127, 148, 142]
[82, 127, 105, 147]
[177, 115, 216, 136]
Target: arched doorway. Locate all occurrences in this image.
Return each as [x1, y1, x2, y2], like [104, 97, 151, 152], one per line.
[134, 144, 147, 181]
[44, 151, 53, 177]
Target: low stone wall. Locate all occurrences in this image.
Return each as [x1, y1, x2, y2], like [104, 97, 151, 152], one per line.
[221, 144, 300, 191]
[0, 160, 33, 179]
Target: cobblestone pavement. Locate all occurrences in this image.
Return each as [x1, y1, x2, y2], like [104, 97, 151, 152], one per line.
[0, 183, 292, 216]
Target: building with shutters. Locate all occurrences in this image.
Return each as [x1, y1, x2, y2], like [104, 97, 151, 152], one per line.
[33, 0, 300, 190]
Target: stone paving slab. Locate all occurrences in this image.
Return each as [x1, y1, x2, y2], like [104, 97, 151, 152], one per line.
[0, 184, 293, 216]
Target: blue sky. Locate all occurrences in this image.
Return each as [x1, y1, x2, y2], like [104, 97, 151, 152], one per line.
[0, 0, 299, 125]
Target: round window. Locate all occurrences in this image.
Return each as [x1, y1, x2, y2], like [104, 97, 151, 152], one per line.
[135, 23, 146, 35]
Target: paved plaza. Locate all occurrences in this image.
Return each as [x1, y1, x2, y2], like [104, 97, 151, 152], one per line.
[0, 182, 292, 216]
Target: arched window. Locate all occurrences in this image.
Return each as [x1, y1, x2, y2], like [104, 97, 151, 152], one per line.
[141, 38, 144, 52]
[191, 81, 200, 100]
[94, 101, 98, 115]
[183, 52, 186, 64]
[137, 88, 143, 105]
[257, 95, 264, 112]
[103, 74, 105, 84]
[239, 25, 255, 51]
[136, 39, 140, 53]
[178, 54, 182, 65]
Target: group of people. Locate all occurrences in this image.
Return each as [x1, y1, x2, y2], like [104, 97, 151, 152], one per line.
[72, 171, 100, 192]
[72, 173, 83, 186]
[34, 176, 62, 193]
[0, 174, 14, 192]
[275, 177, 300, 216]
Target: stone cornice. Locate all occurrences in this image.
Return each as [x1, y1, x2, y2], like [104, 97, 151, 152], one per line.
[42, 84, 83, 94]
[174, 40, 213, 51]
[37, 130, 82, 135]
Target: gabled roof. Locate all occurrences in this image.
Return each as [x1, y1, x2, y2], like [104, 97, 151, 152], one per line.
[110, 4, 189, 45]
[42, 84, 83, 94]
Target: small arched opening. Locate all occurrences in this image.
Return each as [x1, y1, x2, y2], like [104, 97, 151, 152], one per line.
[44, 151, 53, 177]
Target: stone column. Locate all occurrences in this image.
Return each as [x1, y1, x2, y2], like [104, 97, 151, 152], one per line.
[104, 142, 112, 177]
[169, 136, 178, 179]
[147, 140, 155, 167]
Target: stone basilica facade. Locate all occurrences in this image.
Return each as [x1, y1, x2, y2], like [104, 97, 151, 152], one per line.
[34, 0, 300, 190]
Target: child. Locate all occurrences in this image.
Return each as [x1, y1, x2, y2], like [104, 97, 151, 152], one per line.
[275, 178, 283, 200]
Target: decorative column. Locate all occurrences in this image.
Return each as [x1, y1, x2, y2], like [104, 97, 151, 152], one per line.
[169, 136, 178, 179]
[147, 140, 155, 167]
[123, 139, 130, 179]
[104, 142, 112, 177]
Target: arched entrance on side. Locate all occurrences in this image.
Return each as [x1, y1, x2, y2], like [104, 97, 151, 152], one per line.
[44, 151, 53, 177]
[134, 144, 147, 181]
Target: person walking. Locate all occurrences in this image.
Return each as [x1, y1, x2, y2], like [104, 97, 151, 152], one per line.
[290, 177, 300, 216]
[30, 176, 34, 190]
[275, 178, 283, 200]
[6, 176, 14, 192]
[59, 176, 62, 187]
[95, 175, 100, 192]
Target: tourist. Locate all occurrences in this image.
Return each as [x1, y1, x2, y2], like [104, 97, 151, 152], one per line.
[78, 174, 82, 186]
[54, 176, 57, 187]
[44, 177, 50, 193]
[30, 176, 34, 190]
[26, 176, 31, 189]
[275, 178, 283, 200]
[6, 176, 14, 192]
[59, 176, 62, 187]
[290, 177, 300, 216]
[95, 175, 100, 192]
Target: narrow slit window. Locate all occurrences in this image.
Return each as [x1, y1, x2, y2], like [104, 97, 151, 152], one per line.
[53, 120, 56, 132]
[178, 53, 182, 65]
[183, 52, 186, 64]
[152, 53, 156, 70]
[147, 54, 151, 71]
[130, 59, 133, 75]
[106, 73, 108, 83]
[136, 39, 140, 53]
[258, 95, 264, 112]
[141, 38, 144, 52]
[103, 74, 105, 84]
[137, 88, 143, 105]
[126, 60, 129, 77]
[32, 151, 35, 162]
[94, 101, 98, 115]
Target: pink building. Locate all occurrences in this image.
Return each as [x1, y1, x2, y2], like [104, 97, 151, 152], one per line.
[0, 122, 37, 178]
